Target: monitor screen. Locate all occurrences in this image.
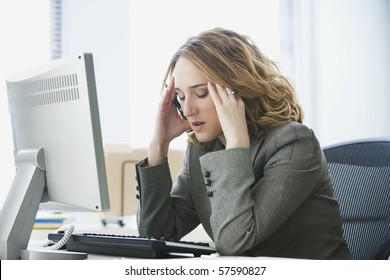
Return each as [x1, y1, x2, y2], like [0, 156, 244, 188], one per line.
[0, 53, 110, 259]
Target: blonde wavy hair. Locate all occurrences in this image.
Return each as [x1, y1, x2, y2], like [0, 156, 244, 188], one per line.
[163, 28, 303, 144]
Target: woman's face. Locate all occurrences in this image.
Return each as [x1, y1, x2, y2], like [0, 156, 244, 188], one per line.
[172, 56, 223, 143]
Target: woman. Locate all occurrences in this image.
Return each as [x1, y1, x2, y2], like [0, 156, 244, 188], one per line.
[135, 28, 352, 259]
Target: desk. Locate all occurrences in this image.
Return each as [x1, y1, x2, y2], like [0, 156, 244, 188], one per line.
[16, 217, 390, 278]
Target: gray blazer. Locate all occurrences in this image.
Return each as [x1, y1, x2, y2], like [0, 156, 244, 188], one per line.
[136, 121, 352, 259]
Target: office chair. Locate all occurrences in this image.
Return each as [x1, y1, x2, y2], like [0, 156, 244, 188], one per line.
[323, 138, 390, 260]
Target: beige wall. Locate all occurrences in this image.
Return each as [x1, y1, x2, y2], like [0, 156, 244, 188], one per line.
[103, 145, 185, 217]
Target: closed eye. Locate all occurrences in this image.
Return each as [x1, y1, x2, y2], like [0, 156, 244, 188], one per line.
[176, 90, 208, 101]
[196, 91, 208, 98]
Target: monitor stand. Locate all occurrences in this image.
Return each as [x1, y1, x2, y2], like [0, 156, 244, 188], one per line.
[0, 148, 87, 260]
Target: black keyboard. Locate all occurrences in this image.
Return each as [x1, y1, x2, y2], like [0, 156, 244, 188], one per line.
[48, 232, 217, 258]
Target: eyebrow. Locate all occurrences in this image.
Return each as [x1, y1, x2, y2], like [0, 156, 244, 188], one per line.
[175, 83, 208, 93]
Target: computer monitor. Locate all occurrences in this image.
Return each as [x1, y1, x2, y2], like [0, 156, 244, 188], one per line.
[0, 53, 110, 259]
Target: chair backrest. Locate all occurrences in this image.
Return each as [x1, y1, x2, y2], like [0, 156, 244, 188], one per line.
[323, 138, 390, 260]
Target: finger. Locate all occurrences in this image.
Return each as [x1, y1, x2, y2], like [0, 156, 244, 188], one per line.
[208, 82, 222, 105]
[216, 83, 229, 103]
[163, 76, 175, 104]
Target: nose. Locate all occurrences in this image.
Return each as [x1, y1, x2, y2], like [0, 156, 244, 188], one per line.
[182, 96, 197, 118]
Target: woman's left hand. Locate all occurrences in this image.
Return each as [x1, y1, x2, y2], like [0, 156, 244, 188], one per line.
[208, 82, 250, 149]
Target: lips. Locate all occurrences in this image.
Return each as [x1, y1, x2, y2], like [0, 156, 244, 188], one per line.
[191, 121, 205, 131]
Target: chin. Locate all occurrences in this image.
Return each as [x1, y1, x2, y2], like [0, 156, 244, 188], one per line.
[193, 132, 218, 143]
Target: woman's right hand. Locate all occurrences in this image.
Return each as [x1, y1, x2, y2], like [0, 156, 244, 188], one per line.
[148, 76, 190, 166]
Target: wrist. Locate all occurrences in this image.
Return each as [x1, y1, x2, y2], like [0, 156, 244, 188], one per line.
[148, 140, 169, 166]
[225, 133, 250, 149]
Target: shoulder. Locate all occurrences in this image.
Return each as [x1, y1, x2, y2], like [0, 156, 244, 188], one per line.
[259, 121, 322, 162]
[265, 121, 314, 141]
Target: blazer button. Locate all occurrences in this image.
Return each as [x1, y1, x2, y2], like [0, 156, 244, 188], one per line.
[135, 194, 140, 200]
[136, 185, 139, 191]
[207, 191, 213, 197]
[204, 171, 210, 178]
[205, 179, 211, 186]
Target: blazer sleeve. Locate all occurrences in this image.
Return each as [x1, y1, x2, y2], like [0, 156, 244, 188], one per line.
[199, 123, 325, 255]
[136, 150, 200, 240]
